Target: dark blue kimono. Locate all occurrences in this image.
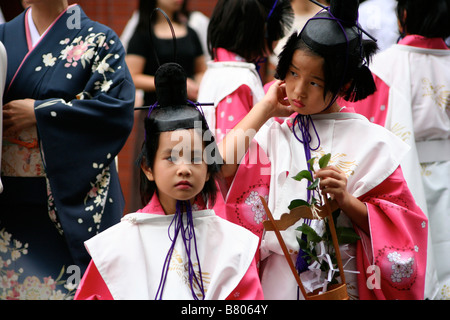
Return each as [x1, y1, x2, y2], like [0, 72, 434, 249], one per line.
[0, 5, 135, 299]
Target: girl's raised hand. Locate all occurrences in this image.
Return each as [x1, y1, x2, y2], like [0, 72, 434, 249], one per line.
[261, 80, 293, 119]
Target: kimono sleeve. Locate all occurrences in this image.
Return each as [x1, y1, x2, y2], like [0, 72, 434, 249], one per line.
[75, 260, 113, 300]
[226, 258, 264, 300]
[34, 27, 135, 182]
[215, 84, 253, 142]
[356, 167, 428, 300]
[32, 25, 135, 271]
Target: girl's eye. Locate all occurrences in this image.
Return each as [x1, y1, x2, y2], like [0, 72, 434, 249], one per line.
[290, 70, 298, 78]
[192, 153, 203, 164]
[310, 81, 323, 88]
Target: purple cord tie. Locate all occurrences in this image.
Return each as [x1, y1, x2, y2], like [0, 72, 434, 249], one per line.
[267, 0, 279, 20]
[155, 200, 205, 300]
[292, 114, 321, 275]
[292, 114, 321, 202]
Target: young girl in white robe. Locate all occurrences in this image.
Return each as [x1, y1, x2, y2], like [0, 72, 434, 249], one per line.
[348, 0, 450, 299]
[74, 63, 263, 300]
[219, 0, 428, 300]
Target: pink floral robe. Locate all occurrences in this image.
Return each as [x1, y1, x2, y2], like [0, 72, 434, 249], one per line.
[346, 35, 450, 299]
[229, 107, 428, 299]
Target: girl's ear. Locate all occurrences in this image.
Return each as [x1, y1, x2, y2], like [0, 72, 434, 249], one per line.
[141, 162, 154, 181]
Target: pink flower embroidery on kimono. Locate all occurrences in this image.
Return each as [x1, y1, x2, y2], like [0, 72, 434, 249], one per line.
[87, 186, 99, 198]
[245, 191, 268, 225]
[387, 251, 415, 283]
[58, 34, 103, 70]
[64, 40, 89, 68]
[376, 245, 419, 291]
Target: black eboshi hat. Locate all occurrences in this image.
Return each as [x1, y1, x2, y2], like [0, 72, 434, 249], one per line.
[300, 0, 369, 57]
[148, 62, 205, 133]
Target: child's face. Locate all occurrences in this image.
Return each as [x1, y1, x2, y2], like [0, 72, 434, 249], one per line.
[142, 129, 209, 213]
[284, 49, 338, 114]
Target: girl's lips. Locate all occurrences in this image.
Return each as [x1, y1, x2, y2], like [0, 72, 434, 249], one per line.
[175, 181, 192, 189]
[292, 99, 305, 108]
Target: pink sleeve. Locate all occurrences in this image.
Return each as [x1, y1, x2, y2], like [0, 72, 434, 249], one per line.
[356, 166, 428, 300]
[221, 141, 271, 267]
[215, 84, 253, 141]
[226, 258, 264, 300]
[74, 260, 114, 300]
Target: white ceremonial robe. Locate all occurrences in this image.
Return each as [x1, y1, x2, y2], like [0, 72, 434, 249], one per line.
[255, 112, 411, 299]
[84, 210, 259, 300]
[370, 44, 450, 299]
[198, 60, 265, 133]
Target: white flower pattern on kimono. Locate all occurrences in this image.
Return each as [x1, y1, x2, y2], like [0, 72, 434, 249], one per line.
[0, 227, 76, 300]
[46, 178, 64, 236]
[92, 212, 102, 224]
[42, 53, 56, 67]
[387, 251, 415, 284]
[1, 230, 28, 262]
[36, 32, 117, 95]
[245, 191, 268, 224]
[95, 54, 115, 74]
[83, 165, 111, 233]
[94, 79, 113, 92]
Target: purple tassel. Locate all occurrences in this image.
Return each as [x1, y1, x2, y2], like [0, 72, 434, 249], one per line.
[155, 200, 205, 300]
[296, 233, 310, 274]
[296, 250, 310, 274]
[292, 115, 321, 275]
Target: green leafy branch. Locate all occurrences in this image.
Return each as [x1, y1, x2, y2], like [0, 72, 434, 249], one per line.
[289, 153, 331, 210]
[288, 153, 360, 285]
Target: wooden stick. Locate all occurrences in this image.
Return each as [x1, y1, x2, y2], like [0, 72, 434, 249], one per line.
[323, 197, 346, 284]
[259, 196, 309, 299]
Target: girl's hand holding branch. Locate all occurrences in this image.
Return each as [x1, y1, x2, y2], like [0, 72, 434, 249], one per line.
[315, 166, 369, 234]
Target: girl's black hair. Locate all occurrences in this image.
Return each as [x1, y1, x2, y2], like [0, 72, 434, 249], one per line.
[276, 0, 379, 102]
[207, 0, 293, 62]
[138, 63, 222, 207]
[396, 0, 450, 39]
[139, 117, 221, 208]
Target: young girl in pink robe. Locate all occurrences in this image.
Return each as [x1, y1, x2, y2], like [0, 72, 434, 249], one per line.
[219, 0, 428, 300]
[346, 0, 450, 299]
